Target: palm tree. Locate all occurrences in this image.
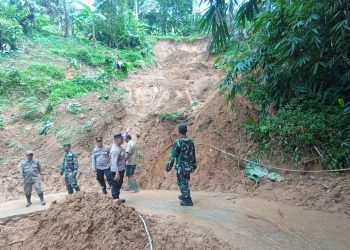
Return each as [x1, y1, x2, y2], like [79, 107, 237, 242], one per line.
[76, 0, 106, 47]
[199, 0, 261, 50]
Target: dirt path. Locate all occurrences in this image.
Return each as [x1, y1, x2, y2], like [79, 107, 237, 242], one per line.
[1, 190, 349, 250]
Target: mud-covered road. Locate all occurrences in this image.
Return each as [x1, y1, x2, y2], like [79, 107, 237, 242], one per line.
[1, 190, 349, 250]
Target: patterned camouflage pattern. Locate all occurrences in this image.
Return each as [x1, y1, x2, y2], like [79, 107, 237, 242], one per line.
[167, 137, 197, 198]
[60, 151, 79, 192]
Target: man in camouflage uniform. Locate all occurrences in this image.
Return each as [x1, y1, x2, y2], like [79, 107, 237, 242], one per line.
[91, 137, 112, 194]
[166, 124, 197, 206]
[20, 150, 46, 207]
[60, 143, 80, 194]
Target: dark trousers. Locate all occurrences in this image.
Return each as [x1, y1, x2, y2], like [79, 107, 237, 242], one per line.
[111, 170, 125, 198]
[96, 168, 113, 190]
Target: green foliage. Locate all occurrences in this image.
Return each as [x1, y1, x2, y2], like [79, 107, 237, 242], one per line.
[0, 115, 5, 128]
[246, 102, 350, 170]
[159, 111, 182, 121]
[0, 17, 23, 50]
[27, 64, 65, 79]
[80, 118, 94, 134]
[12, 96, 43, 122]
[208, 0, 350, 170]
[66, 102, 82, 114]
[0, 63, 65, 97]
[38, 121, 53, 135]
[48, 75, 104, 110]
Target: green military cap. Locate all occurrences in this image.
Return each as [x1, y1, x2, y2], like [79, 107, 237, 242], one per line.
[62, 143, 71, 147]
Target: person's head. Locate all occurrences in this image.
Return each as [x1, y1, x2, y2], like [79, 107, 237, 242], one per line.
[178, 124, 187, 136]
[26, 150, 33, 161]
[125, 134, 132, 143]
[63, 143, 71, 153]
[114, 133, 124, 145]
[96, 136, 103, 147]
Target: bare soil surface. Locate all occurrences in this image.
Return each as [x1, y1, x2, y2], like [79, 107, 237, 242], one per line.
[1, 38, 350, 249]
[1, 190, 350, 250]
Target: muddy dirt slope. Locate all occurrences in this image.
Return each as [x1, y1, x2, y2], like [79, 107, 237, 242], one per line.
[0, 38, 349, 216]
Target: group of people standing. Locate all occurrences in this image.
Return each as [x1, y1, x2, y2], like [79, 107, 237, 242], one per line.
[91, 133, 139, 201]
[19, 132, 139, 207]
[19, 123, 197, 207]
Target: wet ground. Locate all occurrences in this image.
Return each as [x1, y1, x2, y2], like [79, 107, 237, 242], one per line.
[1, 190, 349, 249]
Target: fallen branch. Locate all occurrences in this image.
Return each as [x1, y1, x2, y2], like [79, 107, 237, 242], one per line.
[139, 215, 153, 250]
[197, 143, 350, 174]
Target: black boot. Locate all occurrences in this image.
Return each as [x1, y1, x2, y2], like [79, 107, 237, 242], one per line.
[67, 187, 74, 194]
[74, 186, 80, 192]
[180, 197, 193, 206]
[102, 187, 107, 194]
[25, 195, 32, 207]
[39, 193, 46, 205]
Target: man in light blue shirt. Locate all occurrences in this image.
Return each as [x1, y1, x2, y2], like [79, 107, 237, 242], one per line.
[110, 133, 126, 201]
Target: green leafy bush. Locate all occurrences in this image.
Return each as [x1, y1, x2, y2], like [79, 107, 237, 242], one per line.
[0, 18, 23, 50]
[38, 122, 53, 135]
[67, 102, 82, 114]
[12, 97, 43, 122]
[80, 118, 94, 134]
[159, 111, 182, 121]
[48, 75, 104, 111]
[27, 64, 65, 80]
[247, 102, 350, 170]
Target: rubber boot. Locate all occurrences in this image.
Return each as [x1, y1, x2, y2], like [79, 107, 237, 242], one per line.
[25, 195, 32, 207]
[39, 193, 46, 205]
[125, 179, 131, 191]
[180, 197, 193, 206]
[75, 186, 80, 192]
[130, 180, 139, 193]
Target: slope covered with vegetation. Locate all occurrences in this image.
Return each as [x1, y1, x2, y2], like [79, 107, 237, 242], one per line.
[202, 0, 350, 170]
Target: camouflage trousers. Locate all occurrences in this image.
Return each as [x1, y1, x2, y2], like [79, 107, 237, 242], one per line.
[64, 172, 79, 194]
[176, 172, 191, 198]
[24, 179, 43, 196]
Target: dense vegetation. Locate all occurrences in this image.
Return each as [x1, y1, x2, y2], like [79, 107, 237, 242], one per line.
[202, 0, 350, 169]
[0, 0, 202, 124]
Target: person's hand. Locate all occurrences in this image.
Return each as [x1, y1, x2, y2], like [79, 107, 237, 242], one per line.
[114, 172, 120, 181]
[60, 172, 63, 176]
[74, 172, 77, 178]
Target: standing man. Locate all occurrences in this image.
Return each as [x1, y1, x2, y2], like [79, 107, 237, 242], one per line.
[166, 124, 197, 206]
[110, 133, 126, 201]
[92, 137, 112, 194]
[19, 150, 46, 207]
[125, 134, 139, 192]
[60, 143, 80, 194]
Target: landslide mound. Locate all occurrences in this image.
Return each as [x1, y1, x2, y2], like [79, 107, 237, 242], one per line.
[137, 94, 259, 192]
[21, 192, 147, 250]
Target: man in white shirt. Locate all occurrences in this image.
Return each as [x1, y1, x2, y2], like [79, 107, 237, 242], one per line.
[110, 133, 126, 201]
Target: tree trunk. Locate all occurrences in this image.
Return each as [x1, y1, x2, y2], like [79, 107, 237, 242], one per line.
[92, 24, 96, 48]
[62, 0, 69, 37]
[134, 0, 139, 20]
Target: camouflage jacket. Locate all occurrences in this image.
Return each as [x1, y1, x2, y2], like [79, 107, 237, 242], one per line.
[60, 151, 79, 175]
[167, 136, 197, 174]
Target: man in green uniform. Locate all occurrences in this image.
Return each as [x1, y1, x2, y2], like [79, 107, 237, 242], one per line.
[166, 124, 197, 206]
[20, 150, 46, 207]
[60, 143, 80, 194]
